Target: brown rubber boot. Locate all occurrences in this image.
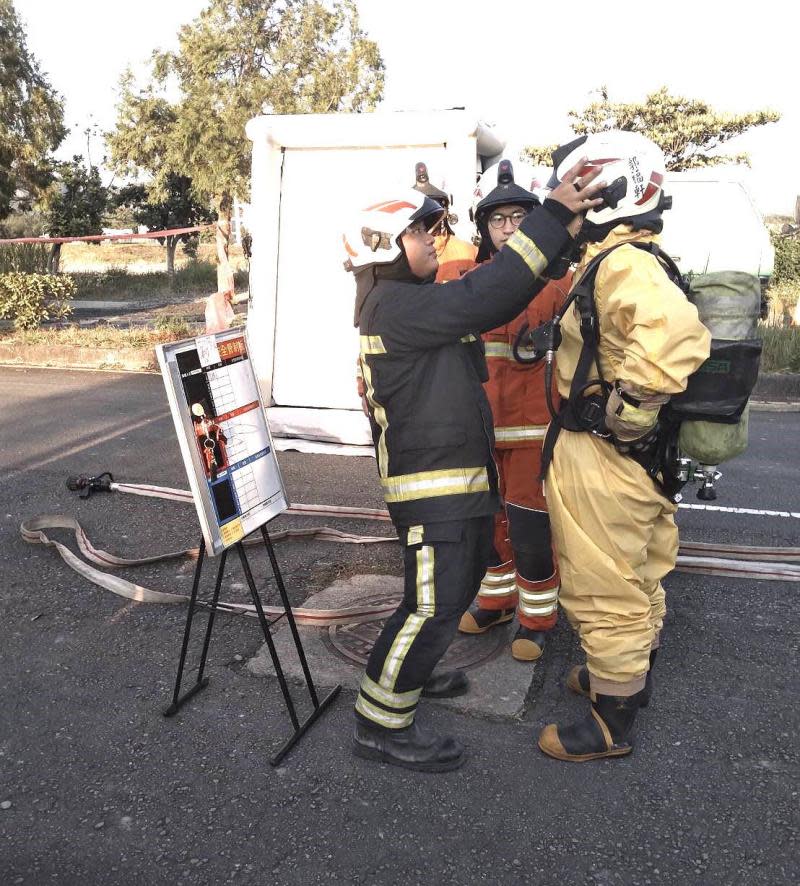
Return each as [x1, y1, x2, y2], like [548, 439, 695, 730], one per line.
[566, 664, 592, 698]
[458, 606, 514, 635]
[511, 627, 547, 661]
[538, 693, 639, 763]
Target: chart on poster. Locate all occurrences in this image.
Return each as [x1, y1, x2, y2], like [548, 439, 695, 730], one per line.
[157, 329, 288, 555]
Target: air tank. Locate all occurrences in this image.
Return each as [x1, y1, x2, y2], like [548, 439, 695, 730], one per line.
[672, 271, 762, 474]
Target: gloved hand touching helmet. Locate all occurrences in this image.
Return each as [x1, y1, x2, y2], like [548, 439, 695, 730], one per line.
[604, 381, 669, 446]
[545, 158, 606, 237]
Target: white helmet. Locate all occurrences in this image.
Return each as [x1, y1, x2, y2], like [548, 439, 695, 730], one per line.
[550, 131, 669, 227]
[527, 165, 554, 204]
[342, 190, 445, 273]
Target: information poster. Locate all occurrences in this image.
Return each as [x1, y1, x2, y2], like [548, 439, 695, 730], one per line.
[157, 329, 289, 556]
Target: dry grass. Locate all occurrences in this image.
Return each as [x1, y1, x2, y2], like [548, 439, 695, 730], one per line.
[0, 316, 207, 348]
[759, 323, 800, 372]
[60, 239, 247, 274]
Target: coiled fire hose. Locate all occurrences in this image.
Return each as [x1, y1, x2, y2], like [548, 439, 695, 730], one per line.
[19, 476, 800, 628]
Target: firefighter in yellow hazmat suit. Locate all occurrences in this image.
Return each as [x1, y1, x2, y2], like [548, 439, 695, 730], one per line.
[535, 132, 712, 762]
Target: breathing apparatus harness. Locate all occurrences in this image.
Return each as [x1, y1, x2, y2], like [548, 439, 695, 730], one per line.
[514, 241, 693, 503]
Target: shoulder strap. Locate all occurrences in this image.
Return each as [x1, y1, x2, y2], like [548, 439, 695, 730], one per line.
[565, 244, 624, 407]
[624, 241, 689, 293]
[565, 240, 686, 418]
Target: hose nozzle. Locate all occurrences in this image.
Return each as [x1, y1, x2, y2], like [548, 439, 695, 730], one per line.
[66, 472, 115, 499]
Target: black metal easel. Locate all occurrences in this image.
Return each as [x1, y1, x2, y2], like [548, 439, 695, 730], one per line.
[163, 524, 340, 766]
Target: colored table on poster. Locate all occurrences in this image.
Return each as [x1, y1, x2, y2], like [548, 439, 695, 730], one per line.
[157, 329, 288, 556]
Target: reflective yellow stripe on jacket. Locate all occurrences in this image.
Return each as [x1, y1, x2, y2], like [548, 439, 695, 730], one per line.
[381, 467, 490, 503]
[359, 335, 389, 476]
[506, 227, 548, 277]
[484, 342, 513, 360]
[493, 425, 547, 443]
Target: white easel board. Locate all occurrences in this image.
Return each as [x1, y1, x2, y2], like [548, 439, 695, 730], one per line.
[157, 329, 288, 556]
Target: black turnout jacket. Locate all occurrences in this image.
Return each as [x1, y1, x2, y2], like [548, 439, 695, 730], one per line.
[357, 202, 572, 527]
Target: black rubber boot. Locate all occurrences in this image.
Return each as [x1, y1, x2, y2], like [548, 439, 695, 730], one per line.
[458, 605, 514, 635]
[353, 720, 466, 772]
[511, 626, 547, 661]
[567, 648, 658, 707]
[421, 669, 469, 698]
[538, 693, 639, 762]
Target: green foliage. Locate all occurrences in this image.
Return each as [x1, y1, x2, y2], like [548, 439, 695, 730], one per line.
[523, 87, 780, 172]
[770, 234, 800, 285]
[114, 174, 215, 273]
[153, 315, 193, 338]
[46, 155, 109, 237]
[108, 0, 384, 211]
[181, 235, 200, 260]
[758, 324, 800, 372]
[0, 209, 48, 238]
[522, 144, 559, 166]
[0, 242, 49, 273]
[0, 272, 74, 329]
[114, 174, 214, 233]
[0, 0, 66, 217]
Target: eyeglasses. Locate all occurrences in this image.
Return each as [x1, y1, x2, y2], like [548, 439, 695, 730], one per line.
[488, 210, 527, 230]
[404, 216, 443, 236]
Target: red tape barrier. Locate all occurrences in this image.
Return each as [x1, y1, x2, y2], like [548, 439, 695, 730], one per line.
[0, 224, 216, 246]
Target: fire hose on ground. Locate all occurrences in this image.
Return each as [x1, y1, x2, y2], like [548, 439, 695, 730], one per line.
[19, 474, 800, 629]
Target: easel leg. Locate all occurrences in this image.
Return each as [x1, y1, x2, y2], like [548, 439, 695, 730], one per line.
[195, 548, 228, 684]
[260, 526, 319, 705]
[235, 541, 301, 731]
[258, 527, 341, 766]
[164, 538, 208, 716]
[164, 541, 227, 717]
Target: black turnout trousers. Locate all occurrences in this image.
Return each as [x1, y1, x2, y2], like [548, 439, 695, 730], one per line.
[355, 515, 493, 730]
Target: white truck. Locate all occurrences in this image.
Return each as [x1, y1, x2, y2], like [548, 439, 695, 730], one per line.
[244, 112, 774, 449]
[661, 167, 774, 303]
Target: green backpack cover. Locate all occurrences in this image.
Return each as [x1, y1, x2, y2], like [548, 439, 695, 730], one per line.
[672, 271, 762, 466]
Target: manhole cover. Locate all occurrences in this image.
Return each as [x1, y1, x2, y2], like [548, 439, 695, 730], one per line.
[326, 594, 506, 670]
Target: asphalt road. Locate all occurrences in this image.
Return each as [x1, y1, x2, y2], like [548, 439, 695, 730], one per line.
[1, 367, 798, 885]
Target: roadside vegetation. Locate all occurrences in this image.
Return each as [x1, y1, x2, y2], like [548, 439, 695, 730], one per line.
[767, 232, 800, 327]
[0, 315, 243, 349]
[49, 239, 247, 300]
[759, 324, 800, 373]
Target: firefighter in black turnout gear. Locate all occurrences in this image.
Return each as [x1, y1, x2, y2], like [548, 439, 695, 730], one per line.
[342, 159, 605, 772]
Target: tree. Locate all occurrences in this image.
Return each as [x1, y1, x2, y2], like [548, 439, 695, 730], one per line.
[108, 0, 384, 288]
[523, 86, 780, 171]
[0, 0, 66, 217]
[45, 156, 109, 272]
[114, 174, 215, 280]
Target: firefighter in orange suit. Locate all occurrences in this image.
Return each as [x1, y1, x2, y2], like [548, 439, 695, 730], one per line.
[458, 160, 570, 661]
[412, 162, 478, 282]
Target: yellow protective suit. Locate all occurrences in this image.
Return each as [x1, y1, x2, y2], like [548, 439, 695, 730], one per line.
[546, 226, 711, 695]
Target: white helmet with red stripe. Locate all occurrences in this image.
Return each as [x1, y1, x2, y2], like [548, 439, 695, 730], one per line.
[342, 190, 444, 273]
[550, 131, 668, 227]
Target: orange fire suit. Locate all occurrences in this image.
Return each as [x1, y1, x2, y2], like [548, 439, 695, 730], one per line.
[476, 274, 572, 631]
[434, 232, 478, 282]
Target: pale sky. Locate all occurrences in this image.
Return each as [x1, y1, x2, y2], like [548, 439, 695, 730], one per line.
[15, 0, 795, 214]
